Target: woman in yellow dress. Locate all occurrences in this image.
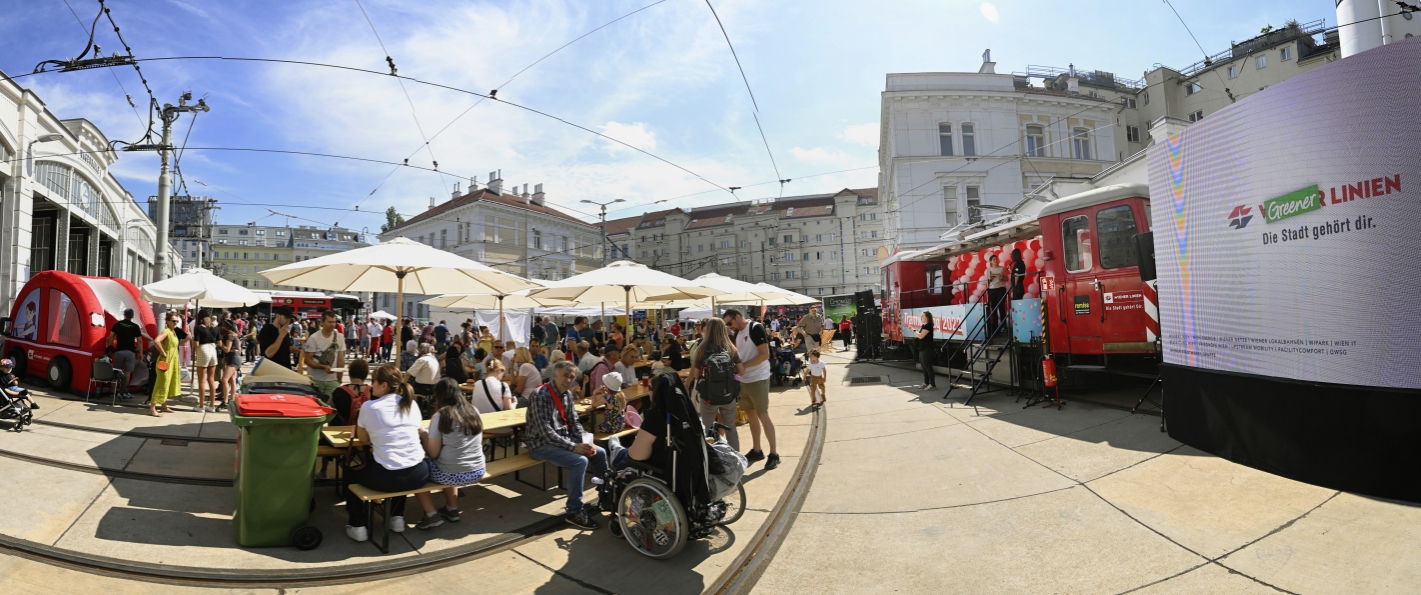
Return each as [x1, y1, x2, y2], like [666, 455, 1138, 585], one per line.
[150, 312, 181, 417]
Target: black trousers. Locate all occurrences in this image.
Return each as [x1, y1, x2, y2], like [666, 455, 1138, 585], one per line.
[345, 461, 431, 526]
[920, 341, 936, 386]
[986, 288, 1008, 337]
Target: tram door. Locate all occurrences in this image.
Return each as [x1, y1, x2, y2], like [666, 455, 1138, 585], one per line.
[1057, 199, 1151, 356]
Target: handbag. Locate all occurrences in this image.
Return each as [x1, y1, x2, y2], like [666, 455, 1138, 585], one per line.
[156, 361, 170, 372]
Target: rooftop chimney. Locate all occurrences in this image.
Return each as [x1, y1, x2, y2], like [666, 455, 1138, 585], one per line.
[978, 48, 996, 74]
[487, 170, 503, 195]
[531, 183, 546, 206]
[522, 184, 532, 204]
[451, 181, 461, 200]
[1067, 77, 1080, 94]
[429, 196, 437, 211]
[469, 175, 479, 191]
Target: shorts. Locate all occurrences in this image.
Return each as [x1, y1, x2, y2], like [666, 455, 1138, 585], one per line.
[346, 338, 358, 349]
[310, 378, 341, 397]
[429, 459, 485, 487]
[113, 350, 138, 375]
[736, 379, 770, 413]
[194, 343, 217, 367]
[360, 337, 371, 348]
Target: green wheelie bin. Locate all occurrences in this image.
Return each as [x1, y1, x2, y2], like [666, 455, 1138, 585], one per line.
[230, 393, 334, 549]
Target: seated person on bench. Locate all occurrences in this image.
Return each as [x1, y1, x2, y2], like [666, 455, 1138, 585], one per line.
[344, 365, 430, 543]
[412, 378, 486, 530]
[527, 361, 608, 531]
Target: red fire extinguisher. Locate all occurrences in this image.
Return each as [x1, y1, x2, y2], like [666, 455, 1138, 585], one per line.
[1042, 354, 1058, 387]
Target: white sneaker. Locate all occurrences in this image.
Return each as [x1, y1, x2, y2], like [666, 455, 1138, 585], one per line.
[345, 525, 369, 542]
[388, 516, 406, 533]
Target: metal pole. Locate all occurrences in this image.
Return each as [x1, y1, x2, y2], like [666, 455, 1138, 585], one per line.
[153, 112, 174, 282]
[600, 204, 608, 267]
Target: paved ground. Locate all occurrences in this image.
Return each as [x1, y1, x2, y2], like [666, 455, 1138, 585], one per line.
[2, 348, 1419, 593]
[752, 352, 1421, 595]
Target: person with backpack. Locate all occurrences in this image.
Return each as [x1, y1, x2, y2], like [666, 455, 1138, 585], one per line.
[690, 317, 744, 451]
[331, 359, 373, 426]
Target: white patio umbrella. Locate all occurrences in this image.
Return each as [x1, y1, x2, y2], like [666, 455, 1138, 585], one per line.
[258, 236, 537, 323]
[691, 273, 790, 308]
[369, 310, 398, 320]
[529, 261, 725, 347]
[140, 268, 262, 308]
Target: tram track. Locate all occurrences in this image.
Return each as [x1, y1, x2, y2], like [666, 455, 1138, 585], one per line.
[0, 401, 827, 591]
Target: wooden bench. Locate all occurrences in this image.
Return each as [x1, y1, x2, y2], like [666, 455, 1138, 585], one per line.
[594, 427, 638, 443]
[347, 453, 546, 553]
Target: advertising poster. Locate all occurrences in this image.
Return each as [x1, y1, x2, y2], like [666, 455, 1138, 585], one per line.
[901, 304, 984, 342]
[823, 294, 857, 324]
[11, 288, 39, 340]
[1147, 39, 1421, 389]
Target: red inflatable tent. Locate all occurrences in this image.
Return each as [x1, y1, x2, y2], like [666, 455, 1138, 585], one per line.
[4, 271, 158, 391]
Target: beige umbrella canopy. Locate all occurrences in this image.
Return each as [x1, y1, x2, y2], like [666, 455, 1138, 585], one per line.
[141, 268, 262, 308]
[422, 288, 572, 342]
[529, 261, 725, 347]
[690, 273, 789, 305]
[259, 236, 538, 322]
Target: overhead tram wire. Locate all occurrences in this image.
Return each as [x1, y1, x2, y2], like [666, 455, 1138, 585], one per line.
[703, 0, 783, 185]
[352, 0, 452, 198]
[604, 164, 880, 218]
[351, 0, 674, 211]
[1161, 0, 1235, 103]
[60, 0, 145, 129]
[23, 55, 730, 195]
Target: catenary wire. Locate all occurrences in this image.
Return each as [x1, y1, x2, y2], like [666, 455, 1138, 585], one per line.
[60, 0, 145, 129]
[703, 0, 782, 182]
[352, 0, 674, 211]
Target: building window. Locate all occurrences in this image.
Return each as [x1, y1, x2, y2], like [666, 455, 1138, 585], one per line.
[741, 257, 748, 264]
[1256, 55, 1267, 69]
[440, 229, 448, 248]
[961, 123, 976, 156]
[943, 186, 958, 226]
[815, 251, 822, 260]
[815, 234, 822, 242]
[238, 229, 248, 235]
[1125, 97, 1137, 109]
[831, 251, 838, 259]
[1185, 82, 1201, 95]
[1188, 110, 1204, 122]
[562, 236, 569, 253]
[861, 249, 869, 257]
[740, 240, 747, 248]
[870, 231, 879, 238]
[786, 271, 796, 279]
[1228, 65, 1239, 79]
[783, 235, 793, 244]
[219, 229, 228, 235]
[642, 251, 648, 258]
[802, 252, 809, 260]
[870, 213, 876, 220]
[1143, 92, 1150, 105]
[533, 229, 542, 250]
[786, 253, 794, 261]
[1280, 46, 1292, 61]
[721, 240, 730, 249]
[1126, 126, 1140, 143]
[938, 123, 953, 156]
[965, 186, 981, 223]
[698, 244, 704, 253]
[828, 233, 835, 242]
[1071, 128, 1091, 160]
[238, 240, 248, 246]
[1025, 125, 1045, 157]
[816, 270, 824, 279]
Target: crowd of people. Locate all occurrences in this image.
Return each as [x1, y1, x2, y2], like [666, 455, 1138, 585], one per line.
[93, 302, 848, 537]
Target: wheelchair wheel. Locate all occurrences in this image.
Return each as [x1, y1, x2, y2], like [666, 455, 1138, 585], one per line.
[617, 477, 688, 560]
[718, 484, 747, 526]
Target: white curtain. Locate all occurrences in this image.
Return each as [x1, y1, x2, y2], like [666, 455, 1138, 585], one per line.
[475, 310, 532, 347]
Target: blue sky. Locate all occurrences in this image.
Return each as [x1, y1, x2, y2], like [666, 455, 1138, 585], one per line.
[1, 0, 1335, 231]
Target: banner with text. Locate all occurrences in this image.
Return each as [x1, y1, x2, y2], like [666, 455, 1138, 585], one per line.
[901, 304, 985, 343]
[1147, 39, 1421, 389]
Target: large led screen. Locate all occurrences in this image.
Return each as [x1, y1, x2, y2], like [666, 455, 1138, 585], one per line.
[1147, 38, 1421, 389]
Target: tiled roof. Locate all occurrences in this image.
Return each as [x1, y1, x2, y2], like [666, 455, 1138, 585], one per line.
[603, 215, 641, 236]
[684, 204, 751, 230]
[634, 208, 683, 230]
[386, 188, 594, 233]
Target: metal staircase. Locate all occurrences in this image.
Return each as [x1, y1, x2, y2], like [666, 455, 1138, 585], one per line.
[943, 289, 1015, 409]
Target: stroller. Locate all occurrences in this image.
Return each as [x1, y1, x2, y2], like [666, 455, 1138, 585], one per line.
[0, 386, 35, 432]
[601, 371, 748, 560]
[772, 346, 803, 387]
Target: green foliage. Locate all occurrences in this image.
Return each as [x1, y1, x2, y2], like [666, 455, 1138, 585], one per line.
[380, 206, 405, 233]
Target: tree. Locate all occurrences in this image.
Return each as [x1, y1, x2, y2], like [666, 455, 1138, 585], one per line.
[380, 206, 405, 233]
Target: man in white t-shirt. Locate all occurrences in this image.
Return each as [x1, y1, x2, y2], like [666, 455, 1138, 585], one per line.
[303, 310, 346, 396]
[723, 309, 779, 470]
[364, 319, 382, 358]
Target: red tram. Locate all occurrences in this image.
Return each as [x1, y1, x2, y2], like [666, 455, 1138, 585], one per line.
[882, 183, 1155, 367]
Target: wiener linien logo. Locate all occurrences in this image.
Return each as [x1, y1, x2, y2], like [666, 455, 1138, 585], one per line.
[1229, 185, 1323, 230]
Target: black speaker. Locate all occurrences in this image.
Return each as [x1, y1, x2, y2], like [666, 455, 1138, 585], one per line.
[1134, 232, 1157, 282]
[854, 289, 874, 312]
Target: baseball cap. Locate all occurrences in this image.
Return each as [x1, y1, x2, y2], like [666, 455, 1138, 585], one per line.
[272, 306, 295, 319]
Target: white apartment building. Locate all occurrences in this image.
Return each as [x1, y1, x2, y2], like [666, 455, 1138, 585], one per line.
[376, 172, 602, 320]
[0, 70, 180, 314]
[605, 187, 885, 297]
[883, 20, 1342, 255]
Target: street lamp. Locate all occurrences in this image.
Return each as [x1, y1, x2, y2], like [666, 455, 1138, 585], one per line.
[581, 198, 625, 266]
[25, 134, 64, 176]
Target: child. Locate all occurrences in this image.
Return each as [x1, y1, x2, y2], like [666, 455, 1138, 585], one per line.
[805, 349, 827, 409]
[0, 359, 37, 414]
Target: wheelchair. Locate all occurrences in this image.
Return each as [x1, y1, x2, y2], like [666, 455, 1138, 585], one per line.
[601, 373, 747, 560]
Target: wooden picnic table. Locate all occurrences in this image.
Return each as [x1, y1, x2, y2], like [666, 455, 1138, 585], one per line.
[322, 401, 596, 449]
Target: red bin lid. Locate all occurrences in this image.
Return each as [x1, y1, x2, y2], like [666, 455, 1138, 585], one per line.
[235, 394, 334, 417]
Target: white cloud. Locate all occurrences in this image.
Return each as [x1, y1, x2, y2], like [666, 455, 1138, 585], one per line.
[839, 123, 879, 147]
[789, 146, 850, 163]
[980, 3, 1000, 24]
[598, 121, 657, 152]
